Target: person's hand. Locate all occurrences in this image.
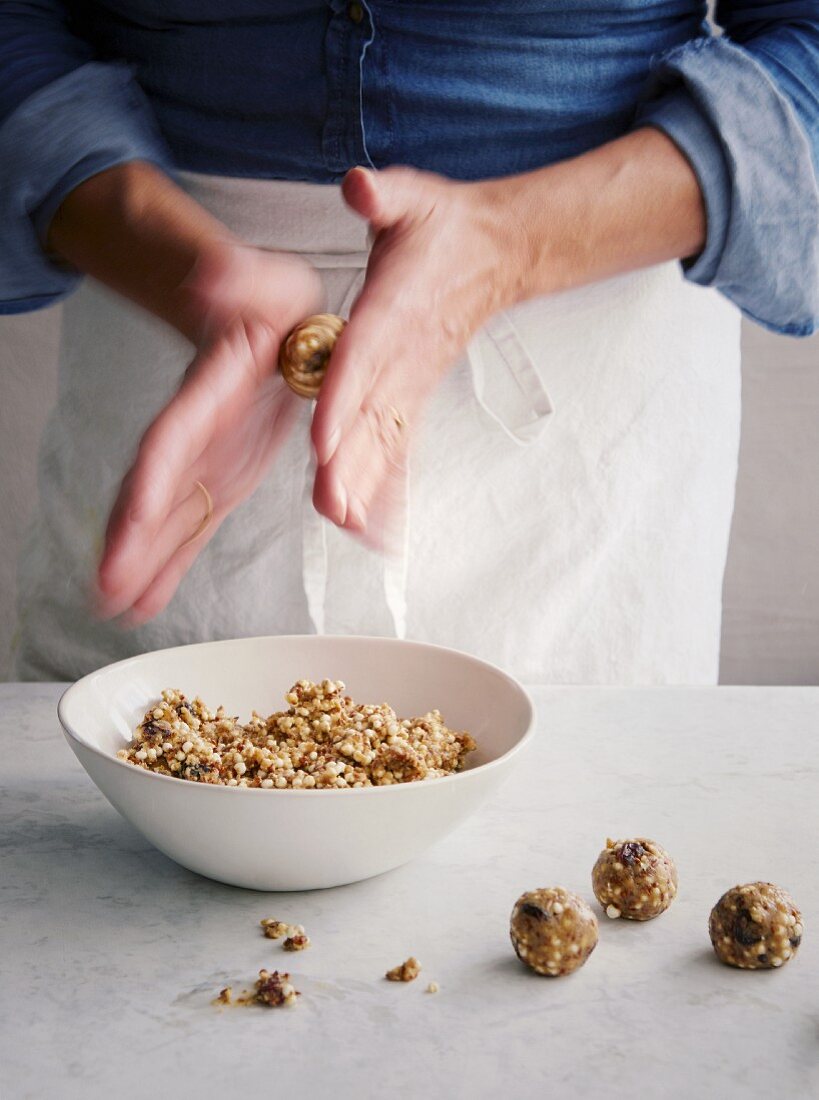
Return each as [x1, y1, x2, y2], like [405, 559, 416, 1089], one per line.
[311, 130, 707, 550]
[311, 166, 527, 551]
[94, 241, 321, 624]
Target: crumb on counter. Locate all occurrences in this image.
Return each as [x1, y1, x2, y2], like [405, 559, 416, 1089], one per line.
[425, 981, 439, 994]
[386, 957, 421, 982]
[118, 679, 476, 789]
[260, 919, 291, 940]
[213, 970, 300, 1009]
[283, 927, 311, 952]
[252, 969, 299, 1007]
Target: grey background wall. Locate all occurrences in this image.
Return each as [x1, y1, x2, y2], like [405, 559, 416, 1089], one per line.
[1, 305, 817, 683]
[721, 324, 819, 683]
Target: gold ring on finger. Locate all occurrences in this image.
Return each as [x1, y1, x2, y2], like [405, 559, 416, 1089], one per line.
[180, 481, 214, 549]
[388, 405, 407, 430]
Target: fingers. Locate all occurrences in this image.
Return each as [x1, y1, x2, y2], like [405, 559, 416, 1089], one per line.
[96, 245, 323, 626]
[354, 462, 409, 556]
[98, 377, 300, 624]
[313, 397, 410, 551]
[123, 390, 296, 624]
[310, 290, 395, 467]
[311, 166, 423, 470]
[314, 167, 440, 469]
[97, 374, 215, 602]
[95, 482, 216, 620]
[315, 169, 461, 548]
[98, 321, 274, 603]
[125, 529, 217, 626]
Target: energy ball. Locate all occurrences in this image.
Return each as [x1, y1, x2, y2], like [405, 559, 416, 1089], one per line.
[709, 882, 803, 969]
[510, 887, 598, 976]
[592, 837, 678, 920]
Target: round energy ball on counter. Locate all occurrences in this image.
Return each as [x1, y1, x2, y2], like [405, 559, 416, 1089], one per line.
[510, 887, 598, 976]
[592, 837, 678, 920]
[709, 882, 803, 969]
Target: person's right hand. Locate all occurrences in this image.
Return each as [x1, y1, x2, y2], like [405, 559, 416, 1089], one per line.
[94, 240, 321, 624]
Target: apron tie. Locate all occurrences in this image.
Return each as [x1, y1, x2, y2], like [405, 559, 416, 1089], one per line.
[465, 310, 554, 445]
[301, 265, 553, 638]
[301, 266, 367, 636]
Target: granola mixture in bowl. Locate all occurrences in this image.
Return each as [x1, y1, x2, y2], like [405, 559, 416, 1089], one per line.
[58, 634, 534, 889]
[117, 678, 476, 789]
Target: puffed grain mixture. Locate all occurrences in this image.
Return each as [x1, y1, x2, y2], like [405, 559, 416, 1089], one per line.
[118, 678, 477, 789]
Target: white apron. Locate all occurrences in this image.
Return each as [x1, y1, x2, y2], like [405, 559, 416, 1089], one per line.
[15, 173, 741, 683]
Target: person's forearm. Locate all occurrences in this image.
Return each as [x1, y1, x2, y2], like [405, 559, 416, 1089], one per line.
[489, 127, 707, 301]
[46, 161, 234, 341]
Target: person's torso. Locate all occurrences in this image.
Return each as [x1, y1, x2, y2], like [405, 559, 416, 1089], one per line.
[69, 0, 709, 181]
[15, 173, 741, 683]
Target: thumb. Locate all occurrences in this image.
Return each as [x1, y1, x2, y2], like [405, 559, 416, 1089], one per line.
[342, 166, 425, 230]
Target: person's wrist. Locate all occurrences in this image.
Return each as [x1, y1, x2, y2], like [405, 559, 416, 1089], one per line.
[475, 130, 709, 308]
[46, 161, 240, 342]
[168, 235, 244, 344]
[471, 172, 569, 308]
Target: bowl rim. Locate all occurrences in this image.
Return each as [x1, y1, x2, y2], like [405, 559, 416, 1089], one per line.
[58, 634, 537, 797]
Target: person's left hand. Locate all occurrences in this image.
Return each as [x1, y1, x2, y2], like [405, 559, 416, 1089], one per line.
[94, 241, 322, 624]
[311, 166, 526, 551]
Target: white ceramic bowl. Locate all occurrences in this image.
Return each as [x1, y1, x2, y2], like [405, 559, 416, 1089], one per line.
[59, 635, 535, 891]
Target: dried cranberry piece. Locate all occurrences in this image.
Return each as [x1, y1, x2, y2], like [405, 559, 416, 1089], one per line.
[619, 842, 646, 865]
[733, 908, 762, 946]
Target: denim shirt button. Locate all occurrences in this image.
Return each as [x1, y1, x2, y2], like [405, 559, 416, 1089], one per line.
[348, 1, 364, 24]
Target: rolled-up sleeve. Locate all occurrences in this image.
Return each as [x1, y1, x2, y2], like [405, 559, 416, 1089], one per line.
[0, 3, 171, 315]
[633, 2, 819, 337]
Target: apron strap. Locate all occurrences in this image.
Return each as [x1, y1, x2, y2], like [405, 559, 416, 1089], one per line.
[382, 456, 411, 640]
[466, 309, 554, 445]
[301, 445, 328, 635]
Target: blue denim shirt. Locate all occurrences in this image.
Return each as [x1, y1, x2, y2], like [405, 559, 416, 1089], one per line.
[1, 1, 817, 334]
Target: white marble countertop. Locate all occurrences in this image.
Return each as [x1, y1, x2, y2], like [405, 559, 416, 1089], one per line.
[2, 683, 818, 1100]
